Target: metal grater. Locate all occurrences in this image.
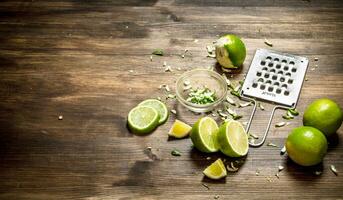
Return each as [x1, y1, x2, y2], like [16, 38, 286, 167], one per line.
[240, 49, 309, 147]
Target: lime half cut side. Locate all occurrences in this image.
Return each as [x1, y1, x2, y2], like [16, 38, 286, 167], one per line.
[218, 120, 249, 157]
[128, 106, 160, 134]
[203, 158, 227, 180]
[191, 117, 219, 153]
[138, 99, 169, 125]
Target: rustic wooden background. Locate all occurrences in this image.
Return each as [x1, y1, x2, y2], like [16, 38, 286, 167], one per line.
[0, 0, 342, 199]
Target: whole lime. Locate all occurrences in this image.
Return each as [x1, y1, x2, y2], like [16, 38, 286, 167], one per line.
[215, 34, 246, 69]
[303, 98, 343, 137]
[286, 126, 327, 166]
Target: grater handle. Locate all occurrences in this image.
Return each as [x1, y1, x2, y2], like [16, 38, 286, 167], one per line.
[240, 96, 284, 147]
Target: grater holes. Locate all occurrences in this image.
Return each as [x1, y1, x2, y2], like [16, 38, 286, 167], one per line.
[268, 86, 274, 92]
[285, 72, 291, 77]
[291, 67, 297, 72]
[276, 64, 281, 69]
[282, 59, 287, 64]
[260, 84, 266, 90]
[288, 79, 294, 84]
[281, 84, 288, 89]
[270, 68, 276, 73]
[260, 60, 266, 66]
[284, 90, 290, 96]
[289, 61, 295, 65]
[256, 71, 262, 76]
[264, 73, 270, 78]
[266, 56, 272, 61]
[258, 78, 264, 82]
[276, 88, 282, 94]
[262, 67, 268, 71]
[266, 80, 272, 84]
[268, 62, 274, 67]
[252, 82, 258, 88]
[274, 58, 280, 62]
[273, 82, 280, 86]
[283, 66, 289, 71]
[280, 77, 285, 82]
[277, 70, 283, 75]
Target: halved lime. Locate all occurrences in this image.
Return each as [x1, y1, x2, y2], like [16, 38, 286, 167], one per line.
[128, 106, 160, 134]
[191, 117, 219, 153]
[138, 99, 169, 125]
[203, 158, 227, 180]
[218, 120, 249, 157]
[168, 119, 192, 138]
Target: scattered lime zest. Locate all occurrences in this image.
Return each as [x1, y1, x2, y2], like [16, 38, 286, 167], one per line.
[280, 146, 286, 155]
[264, 38, 273, 47]
[267, 142, 278, 148]
[239, 102, 252, 108]
[282, 114, 294, 120]
[230, 90, 241, 97]
[288, 108, 299, 116]
[330, 165, 338, 176]
[258, 102, 265, 110]
[226, 162, 239, 172]
[275, 122, 286, 127]
[171, 149, 181, 156]
[152, 49, 164, 56]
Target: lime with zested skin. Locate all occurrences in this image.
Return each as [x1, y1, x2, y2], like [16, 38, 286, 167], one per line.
[128, 106, 160, 134]
[191, 117, 219, 153]
[138, 99, 169, 125]
[203, 158, 227, 180]
[215, 34, 246, 69]
[217, 120, 249, 157]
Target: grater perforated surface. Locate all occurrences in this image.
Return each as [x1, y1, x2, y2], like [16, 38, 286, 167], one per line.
[241, 49, 309, 107]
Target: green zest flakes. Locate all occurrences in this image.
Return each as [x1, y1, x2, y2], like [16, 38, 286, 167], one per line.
[288, 108, 299, 116]
[186, 87, 217, 105]
[171, 149, 181, 156]
[152, 49, 164, 56]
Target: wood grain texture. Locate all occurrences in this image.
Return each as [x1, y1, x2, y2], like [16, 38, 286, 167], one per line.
[0, 0, 342, 199]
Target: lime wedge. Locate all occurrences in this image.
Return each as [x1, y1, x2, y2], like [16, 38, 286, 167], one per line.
[139, 99, 169, 124]
[218, 120, 249, 157]
[168, 119, 192, 138]
[128, 106, 160, 134]
[191, 117, 219, 153]
[203, 158, 227, 180]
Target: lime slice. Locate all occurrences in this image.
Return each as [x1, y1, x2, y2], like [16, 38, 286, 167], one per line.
[215, 34, 246, 69]
[203, 158, 227, 180]
[191, 117, 219, 153]
[168, 119, 192, 138]
[139, 99, 169, 125]
[128, 106, 160, 134]
[218, 120, 249, 157]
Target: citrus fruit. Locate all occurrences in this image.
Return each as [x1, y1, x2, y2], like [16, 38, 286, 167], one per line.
[203, 158, 227, 180]
[286, 126, 327, 166]
[303, 98, 343, 137]
[168, 119, 192, 138]
[217, 120, 249, 157]
[190, 117, 219, 153]
[138, 99, 169, 125]
[215, 34, 246, 69]
[127, 106, 160, 134]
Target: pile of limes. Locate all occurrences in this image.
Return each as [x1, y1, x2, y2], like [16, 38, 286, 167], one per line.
[286, 98, 343, 166]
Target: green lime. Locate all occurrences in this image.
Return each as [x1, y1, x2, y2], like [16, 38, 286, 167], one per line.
[303, 98, 343, 137]
[203, 158, 227, 180]
[217, 120, 249, 157]
[138, 99, 169, 125]
[127, 106, 160, 134]
[190, 117, 219, 153]
[215, 34, 246, 69]
[286, 126, 327, 166]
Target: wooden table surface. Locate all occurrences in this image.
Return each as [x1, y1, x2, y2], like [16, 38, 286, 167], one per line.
[0, 0, 343, 199]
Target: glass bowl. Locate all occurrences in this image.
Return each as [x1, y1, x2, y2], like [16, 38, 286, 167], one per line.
[176, 69, 227, 113]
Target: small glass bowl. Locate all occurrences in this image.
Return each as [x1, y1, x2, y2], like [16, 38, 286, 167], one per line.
[176, 69, 227, 113]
